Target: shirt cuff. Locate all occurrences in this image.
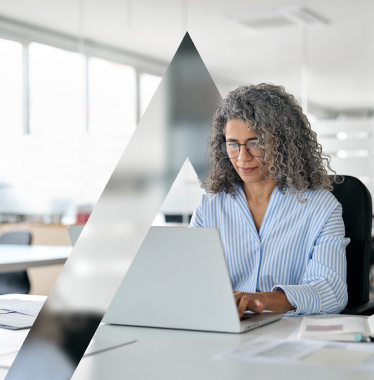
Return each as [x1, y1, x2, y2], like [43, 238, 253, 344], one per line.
[272, 284, 321, 316]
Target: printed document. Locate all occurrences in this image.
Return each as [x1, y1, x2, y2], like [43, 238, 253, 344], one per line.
[216, 337, 374, 370]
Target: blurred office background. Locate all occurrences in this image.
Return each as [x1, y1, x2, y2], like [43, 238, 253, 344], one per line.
[0, 0, 373, 293]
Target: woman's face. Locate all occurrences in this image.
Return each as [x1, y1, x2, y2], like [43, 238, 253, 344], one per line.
[224, 119, 269, 185]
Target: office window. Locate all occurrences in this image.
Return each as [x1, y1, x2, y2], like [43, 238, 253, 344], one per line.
[314, 119, 374, 199]
[88, 57, 136, 135]
[0, 29, 165, 220]
[29, 43, 86, 136]
[140, 73, 162, 117]
[0, 38, 23, 136]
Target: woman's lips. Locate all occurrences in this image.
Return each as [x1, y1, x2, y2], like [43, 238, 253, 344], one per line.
[239, 167, 257, 174]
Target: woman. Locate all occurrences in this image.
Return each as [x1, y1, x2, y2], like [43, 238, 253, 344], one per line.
[190, 83, 349, 317]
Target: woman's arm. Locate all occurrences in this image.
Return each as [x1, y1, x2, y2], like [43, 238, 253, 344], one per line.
[272, 203, 349, 316]
[235, 202, 349, 317]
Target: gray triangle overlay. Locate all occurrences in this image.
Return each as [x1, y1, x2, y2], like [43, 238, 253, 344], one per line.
[6, 33, 222, 379]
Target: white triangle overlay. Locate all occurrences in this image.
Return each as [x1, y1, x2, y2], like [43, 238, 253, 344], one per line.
[7, 32, 222, 380]
[153, 157, 206, 225]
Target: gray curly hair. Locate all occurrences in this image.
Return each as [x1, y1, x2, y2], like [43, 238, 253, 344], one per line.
[203, 83, 336, 197]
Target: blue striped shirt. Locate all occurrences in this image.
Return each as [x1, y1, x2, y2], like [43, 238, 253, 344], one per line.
[190, 185, 349, 316]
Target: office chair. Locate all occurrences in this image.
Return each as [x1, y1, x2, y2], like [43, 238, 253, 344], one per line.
[330, 175, 374, 315]
[0, 231, 32, 294]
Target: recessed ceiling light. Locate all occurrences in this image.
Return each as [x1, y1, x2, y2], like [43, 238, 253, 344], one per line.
[228, 5, 329, 30]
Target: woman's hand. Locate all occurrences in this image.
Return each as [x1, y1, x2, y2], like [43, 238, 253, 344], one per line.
[234, 291, 295, 318]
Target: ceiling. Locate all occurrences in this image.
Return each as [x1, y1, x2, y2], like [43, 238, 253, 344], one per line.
[0, 0, 373, 115]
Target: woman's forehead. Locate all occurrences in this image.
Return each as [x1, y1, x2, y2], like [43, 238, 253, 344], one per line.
[224, 119, 257, 138]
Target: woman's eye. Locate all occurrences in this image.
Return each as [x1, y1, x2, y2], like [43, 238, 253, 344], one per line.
[228, 143, 239, 148]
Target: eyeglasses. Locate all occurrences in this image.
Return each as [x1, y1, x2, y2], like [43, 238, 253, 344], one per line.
[220, 140, 263, 159]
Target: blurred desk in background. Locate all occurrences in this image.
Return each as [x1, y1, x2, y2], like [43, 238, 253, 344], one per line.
[0, 245, 71, 273]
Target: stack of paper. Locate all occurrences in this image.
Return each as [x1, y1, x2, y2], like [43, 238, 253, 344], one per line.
[0, 299, 44, 330]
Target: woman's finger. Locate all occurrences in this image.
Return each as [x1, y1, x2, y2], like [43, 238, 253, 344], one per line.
[237, 295, 249, 317]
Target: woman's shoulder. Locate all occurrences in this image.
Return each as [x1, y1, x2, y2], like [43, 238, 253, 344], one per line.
[202, 189, 234, 202]
[305, 187, 337, 200]
[191, 189, 234, 226]
[299, 187, 341, 210]
[278, 186, 340, 210]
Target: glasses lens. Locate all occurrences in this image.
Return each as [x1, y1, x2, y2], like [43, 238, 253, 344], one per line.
[221, 142, 239, 158]
[246, 140, 262, 157]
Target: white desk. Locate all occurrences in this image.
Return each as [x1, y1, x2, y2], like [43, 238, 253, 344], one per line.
[1, 313, 374, 380]
[0, 245, 71, 273]
[71, 317, 374, 380]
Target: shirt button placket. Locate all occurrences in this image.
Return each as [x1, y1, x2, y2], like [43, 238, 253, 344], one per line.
[252, 244, 262, 289]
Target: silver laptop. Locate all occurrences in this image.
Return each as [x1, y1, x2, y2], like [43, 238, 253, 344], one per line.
[68, 226, 282, 333]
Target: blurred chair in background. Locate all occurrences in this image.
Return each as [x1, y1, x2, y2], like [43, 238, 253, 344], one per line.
[0, 231, 32, 294]
[331, 175, 374, 315]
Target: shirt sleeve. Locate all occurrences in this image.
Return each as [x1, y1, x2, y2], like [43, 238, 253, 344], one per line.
[272, 203, 350, 316]
[189, 195, 205, 227]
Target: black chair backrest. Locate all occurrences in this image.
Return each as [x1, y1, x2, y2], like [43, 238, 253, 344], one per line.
[0, 231, 32, 295]
[330, 175, 372, 308]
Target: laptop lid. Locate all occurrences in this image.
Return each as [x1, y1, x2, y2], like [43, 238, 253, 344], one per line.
[103, 227, 282, 333]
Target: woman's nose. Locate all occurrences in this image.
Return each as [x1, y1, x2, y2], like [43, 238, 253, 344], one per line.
[238, 146, 253, 160]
